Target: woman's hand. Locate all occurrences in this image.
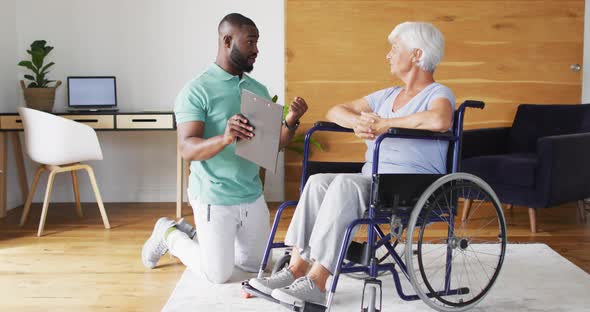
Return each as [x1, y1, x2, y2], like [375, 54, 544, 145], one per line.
[356, 112, 388, 139]
[352, 113, 377, 139]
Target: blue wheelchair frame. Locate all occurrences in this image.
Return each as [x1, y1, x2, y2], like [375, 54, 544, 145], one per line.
[249, 100, 486, 311]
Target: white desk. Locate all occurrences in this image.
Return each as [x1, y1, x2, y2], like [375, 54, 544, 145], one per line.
[0, 111, 188, 219]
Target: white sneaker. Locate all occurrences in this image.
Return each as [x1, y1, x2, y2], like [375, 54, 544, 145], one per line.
[141, 217, 176, 269]
[249, 267, 295, 296]
[271, 276, 327, 307]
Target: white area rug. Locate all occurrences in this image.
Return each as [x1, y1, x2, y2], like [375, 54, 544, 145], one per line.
[163, 244, 590, 311]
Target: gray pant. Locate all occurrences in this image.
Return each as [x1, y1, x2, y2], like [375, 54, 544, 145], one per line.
[284, 173, 371, 274]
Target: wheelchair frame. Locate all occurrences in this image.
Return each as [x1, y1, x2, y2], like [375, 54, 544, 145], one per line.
[243, 100, 507, 312]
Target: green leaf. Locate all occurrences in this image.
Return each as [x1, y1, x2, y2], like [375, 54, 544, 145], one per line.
[283, 103, 289, 119]
[287, 146, 304, 154]
[36, 73, 46, 87]
[271, 95, 278, 103]
[30, 40, 46, 50]
[310, 137, 324, 151]
[40, 79, 52, 87]
[40, 62, 54, 74]
[31, 50, 44, 69]
[17, 61, 39, 75]
[36, 72, 45, 82]
[291, 136, 305, 144]
[27, 82, 39, 88]
[24, 74, 35, 81]
[43, 46, 54, 56]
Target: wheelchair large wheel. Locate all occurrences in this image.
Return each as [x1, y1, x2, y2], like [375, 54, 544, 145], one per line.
[405, 173, 507, 311]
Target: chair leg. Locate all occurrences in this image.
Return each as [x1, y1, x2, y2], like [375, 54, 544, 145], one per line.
[577, 200, 586, 224]
[504, 203, 514, 218]
[184, 159, 190, 213]
[176, 150, 183, 219]
[71, 170, 83, 218]
[38, 169, 57, 237]
[585, 201, 589, 224]
[528, 207, 537, 233]
[20, 166, 45, 227]
[84, 165, 110, 229]
[461, 199, 472, 222]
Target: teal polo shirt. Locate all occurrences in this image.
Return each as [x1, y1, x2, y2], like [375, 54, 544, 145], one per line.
[174, 63, 271, 206]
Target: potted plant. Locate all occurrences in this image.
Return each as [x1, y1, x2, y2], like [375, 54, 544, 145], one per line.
[18, 40, 61, 112]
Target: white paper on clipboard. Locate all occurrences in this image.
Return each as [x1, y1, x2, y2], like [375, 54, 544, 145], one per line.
[235, 89, 283, 173]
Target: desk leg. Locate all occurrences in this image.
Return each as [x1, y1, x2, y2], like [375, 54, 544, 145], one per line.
[183, 159, 189, 206]
[0, 132, 6, 218]
[176, 145, 182, 219]
[11, 133, 28, 204]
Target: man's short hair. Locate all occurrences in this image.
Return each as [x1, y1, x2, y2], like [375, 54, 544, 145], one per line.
[218, 13, 257, 32]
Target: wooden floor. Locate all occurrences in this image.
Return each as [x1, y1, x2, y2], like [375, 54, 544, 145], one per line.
[0, 201, 589, 311]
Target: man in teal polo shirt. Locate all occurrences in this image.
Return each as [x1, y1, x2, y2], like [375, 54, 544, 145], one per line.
[141, 13, 308, 284]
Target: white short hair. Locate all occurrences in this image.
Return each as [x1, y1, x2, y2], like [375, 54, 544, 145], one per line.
[388, 22, 445, 72]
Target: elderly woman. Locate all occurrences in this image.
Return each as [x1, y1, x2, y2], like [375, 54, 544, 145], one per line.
[249, 21, 455, 306]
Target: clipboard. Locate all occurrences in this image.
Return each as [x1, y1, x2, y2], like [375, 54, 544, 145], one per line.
[235, 89, 283, 173]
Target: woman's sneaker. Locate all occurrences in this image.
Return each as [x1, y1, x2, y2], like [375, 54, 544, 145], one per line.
[248, 267, 295, 296]
[271, 276, 326, 307]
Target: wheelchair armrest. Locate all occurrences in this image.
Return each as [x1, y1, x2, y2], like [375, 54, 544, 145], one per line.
[386, 127, 454, 140]
[312, 121, 353, 132]
[461, 100, 485, 110]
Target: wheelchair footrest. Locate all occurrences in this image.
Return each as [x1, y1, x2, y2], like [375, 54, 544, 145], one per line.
[241, 280, 280, 304]
[297, 302, 327, 312]
[242, 280, 326, 312]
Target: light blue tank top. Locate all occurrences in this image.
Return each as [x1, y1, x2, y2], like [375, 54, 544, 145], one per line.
[361, 82, 455, 175]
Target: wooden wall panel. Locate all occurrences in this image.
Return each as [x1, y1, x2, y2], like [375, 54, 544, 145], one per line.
[285, 0, 584, 199]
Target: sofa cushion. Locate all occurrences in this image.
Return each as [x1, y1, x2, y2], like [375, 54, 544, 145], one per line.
[508, 104, 590, 153]
[462, 153, 538, 188]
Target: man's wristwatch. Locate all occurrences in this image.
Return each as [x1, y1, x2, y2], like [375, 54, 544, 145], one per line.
[283, 119, 300, 132]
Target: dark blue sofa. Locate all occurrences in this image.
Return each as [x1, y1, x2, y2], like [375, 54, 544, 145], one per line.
[461, 104, 590, 232]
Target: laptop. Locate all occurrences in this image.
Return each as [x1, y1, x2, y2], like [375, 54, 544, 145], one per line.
[67, 76, 119, 112]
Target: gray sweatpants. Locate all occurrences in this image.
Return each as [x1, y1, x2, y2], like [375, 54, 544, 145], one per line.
[284, 173, 371, 274]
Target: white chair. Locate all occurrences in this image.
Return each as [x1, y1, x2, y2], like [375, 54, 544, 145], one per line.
[18, 107, 110, 236]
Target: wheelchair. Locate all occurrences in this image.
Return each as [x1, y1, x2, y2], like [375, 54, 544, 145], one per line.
[242, 100, 507, 312]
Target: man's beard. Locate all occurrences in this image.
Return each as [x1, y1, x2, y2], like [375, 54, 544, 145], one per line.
[229, 44, 254, 73]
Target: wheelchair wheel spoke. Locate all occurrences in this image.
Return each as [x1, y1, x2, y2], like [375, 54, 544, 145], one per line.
[462, 247, 501, 259]
[462, 251, 485, 295]
[461, 251, 501, 277]
[422, 237, 447, 244]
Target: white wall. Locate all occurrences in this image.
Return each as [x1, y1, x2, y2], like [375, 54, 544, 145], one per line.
[3, 0, 285, 208]
[0, 0, 20, 210]
[584, 0, 590, 103]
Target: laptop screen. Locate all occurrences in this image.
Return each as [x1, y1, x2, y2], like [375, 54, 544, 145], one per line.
[67, 76, 117, 107]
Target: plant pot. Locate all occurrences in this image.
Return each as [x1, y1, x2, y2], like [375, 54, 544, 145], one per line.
[20, 80, 62, 112]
